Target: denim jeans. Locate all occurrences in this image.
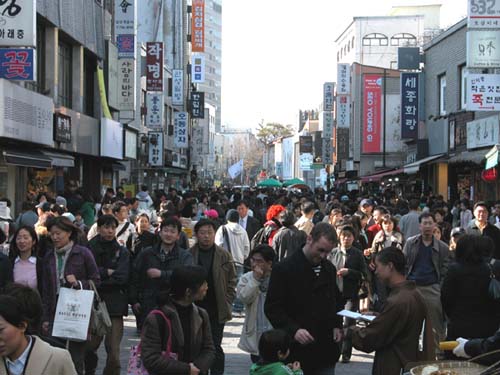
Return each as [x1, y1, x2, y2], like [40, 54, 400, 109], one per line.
[210, 319, 226, 375]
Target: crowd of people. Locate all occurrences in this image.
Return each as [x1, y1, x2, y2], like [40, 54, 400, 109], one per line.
[0, 184, 500, 375]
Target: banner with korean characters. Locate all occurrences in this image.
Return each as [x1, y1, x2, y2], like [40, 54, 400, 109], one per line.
[466, 114, 499, 149]
[172, 69, 184, 105]
[323, 82, 334, 112]
[146, 92, 163, 129]
[148, 131, 164, 167]
[466, 73, 500, 111]
[174, 112, 189, 148]
[362, 75, 382, 153]
[190, 91, 204, 118]
[468, 0, 500, 28]
[336, 95, 350, 128]
[115, 0, 136, 36]
[400, 72, 419, 139]
[0, 0, 35, 47]
[191, 54, 205, 83]
[322, 138, 333, 164]
[118, 58, 136, 112]
[337, 64, 350, 95]
[322, 111, 333, 138]
[0, 48, 35, 80]
[467, 31, 500, 68]
[191, 0, 205, 52]
[146, 42, 163, 91]
[117, 34, 135, 59]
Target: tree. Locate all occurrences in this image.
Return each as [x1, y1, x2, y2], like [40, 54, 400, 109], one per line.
[256, 121, 294, 146]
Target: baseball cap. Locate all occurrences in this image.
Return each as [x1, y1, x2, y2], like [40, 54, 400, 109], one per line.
[36, 202, 51, 212]
[360, 198, 374, 206]
[450, 227, 466, 237]
[62, 212, 76, 222]
[341, 195, 350, 202]
[55, 196, 67, 208]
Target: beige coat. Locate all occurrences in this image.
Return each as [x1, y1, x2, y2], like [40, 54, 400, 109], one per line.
[0, 336, 76, 375]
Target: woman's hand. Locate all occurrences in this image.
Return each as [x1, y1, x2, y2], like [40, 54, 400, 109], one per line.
[337, 268, 349, 277]
[189, 363, 200, 375]
[66, 274, 78, 287]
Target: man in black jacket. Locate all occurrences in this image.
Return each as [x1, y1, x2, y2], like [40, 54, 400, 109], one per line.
[466, 201, 500, 259]
[265, 222, 344, 374]
[85, 214, 130, 375]
[454, 329, 500, 364]
[237, 199, 261, 242]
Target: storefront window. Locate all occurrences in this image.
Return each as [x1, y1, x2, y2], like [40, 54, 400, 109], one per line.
[27, 168, 55, 197]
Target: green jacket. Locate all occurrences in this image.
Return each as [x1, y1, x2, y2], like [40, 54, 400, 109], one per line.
[80, 201, 95, 227]
[250, 362, 303, 375]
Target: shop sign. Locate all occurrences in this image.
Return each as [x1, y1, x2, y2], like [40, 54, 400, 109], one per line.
[323, 82, 334, 112]
[299, 153, 313, 170]
[0, 79, 53, 146]
[191, 54, 205, 83]
[191, 0, 205, 52]
[337, 128, 349, 162]
[466, 73, 500, 111]
[100, 118, 123, 159]
[322, 138, 333, 165]
[118, 58, 136, 112]
[467, 31, 500, 68]
[0, 0, 35, 47]
[172, 69, 183, 106]
[299, 136, 313, 153]
[336, 95, 350, 128]
[190, 91, 204, 119]
[337, 64, 350, 95]
[148, 131, 163, 167]
[0, 48, 34, 80]
[125, 130, 137, 159]
[322, 111, 333, 138]
[174, 112, 188, 149]
[146, 42, 163, 91]
[54, 112, 71, 143]
[115, 0, 136, 36]
[468, 0, 500, 28]
[400, 72, 419, 139]
[146, 92, 163, 129]
[466, 114, 500, 149]
[107, 42, 119, 109]
[362, 75, 382, 153]
[117, 34, 135, 59]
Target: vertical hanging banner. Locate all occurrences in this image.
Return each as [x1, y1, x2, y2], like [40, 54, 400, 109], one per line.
[191, 0, 205, 52]
[0, 0, 36, 47]
[115, 0, 137, 35]
[323, 82, 334, 111]
[117, 34, 135, 59]
[118, 58, 136, 111]
[146, 42, 163, 91]
[336, 95, 350, 128]
[337, 64, 351, 95]
[148, 131, 164, 166]
[191, 54, 205, 83]
[0, 48, 35, 80]
[174, 112, 189, 148]
[401, 72, 419, 139]
[172, 69, 184, 105]
[146, 92, 163, 129]
[362, 75, 382, 154]
[190, 92, 205, 118]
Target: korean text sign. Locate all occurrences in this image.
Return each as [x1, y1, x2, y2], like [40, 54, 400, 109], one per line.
[146, 42, 163, 91]
[0, 48, 34, 80]
[174, 112, 188, 148]
[363, 75, 382, 153]
[400, 72, 419, 139]
[191, 0, 205, 52]
[0, 0, 35, 47]
[467, 73, 500, 111]
[337, 64, 350, 95]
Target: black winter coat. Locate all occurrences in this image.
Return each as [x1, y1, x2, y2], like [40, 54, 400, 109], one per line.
[328, 246, 367, 301]
[0, 252, 12, 291]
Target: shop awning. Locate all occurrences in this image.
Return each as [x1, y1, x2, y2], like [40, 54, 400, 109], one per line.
[360, 168, 404, 183]
[485, 145, 500, 170]
[447, 149, 486, 164]
[3, 150, 52, 168]
[111, 162, 127, 171]
[403, 154, 444, 175]
[41, 151, 75, 168]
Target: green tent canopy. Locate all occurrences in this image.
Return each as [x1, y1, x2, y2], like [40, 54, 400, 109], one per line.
[257, 178, 283, 187]
[283, 178, 305, 187]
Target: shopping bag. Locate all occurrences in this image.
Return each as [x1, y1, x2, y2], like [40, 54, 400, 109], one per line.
[52, 282, 94, 342]
[127, 310, 177, 375]
[89, 280, 112, 336]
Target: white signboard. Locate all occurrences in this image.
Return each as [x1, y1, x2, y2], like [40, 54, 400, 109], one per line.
[101, 118, 123, 159]
[468, 0, 500, 28]
[467, 114, 500, 149]
[336, 95, 350, 128]
[174, 112, 188, 148]
[322, 111, 333, 138]
[148, 131, 163, 166]
[146, 92, 163, 129]
[191, 54, 205, 83]
[323, 82, 335, 112]
[0, 79, 53, 146]
[107, 42, 119, 109]
[0, 0, 35, 47]
[299, 153, 313, 170]
[467, 31, 500, 68]
[466, 73, 500, 111]
[337, 63, 350, 95]
[118, 58, 136, 111]
[115, 0, 137, 36]
[322, 138, 333, 165]
[125, 130, 137, 159]
[172, 69, 184, 106]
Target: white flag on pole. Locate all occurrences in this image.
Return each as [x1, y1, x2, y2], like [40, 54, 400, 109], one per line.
[228, 159, 244, 179]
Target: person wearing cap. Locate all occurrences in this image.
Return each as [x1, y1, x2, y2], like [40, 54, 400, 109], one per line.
[359, 199, 375, 227]
[399, 199, 421, 241]
[466, 201, 500, 259]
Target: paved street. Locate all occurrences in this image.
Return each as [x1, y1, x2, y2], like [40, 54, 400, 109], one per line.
[97, 314, 373, 374]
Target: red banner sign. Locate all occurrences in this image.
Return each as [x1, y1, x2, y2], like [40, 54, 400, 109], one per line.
[191, 0, 205, 52]
[146, 42, 163, 92]
[363, 75, 382, 153]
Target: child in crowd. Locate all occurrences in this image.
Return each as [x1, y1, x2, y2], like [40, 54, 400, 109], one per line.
[250, 329, 303, 375]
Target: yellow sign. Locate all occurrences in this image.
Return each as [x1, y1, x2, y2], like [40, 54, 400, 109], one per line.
[123, 184, 136, 199]
[97, 66, 112, 119]
[214, 180, 222, 188]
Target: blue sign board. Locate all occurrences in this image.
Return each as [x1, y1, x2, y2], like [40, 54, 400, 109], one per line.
[117, 34, 135, 58]
[0, 48, 35, 81]
[401, 72, 419, 139]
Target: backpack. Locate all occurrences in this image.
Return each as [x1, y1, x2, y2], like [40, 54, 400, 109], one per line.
[250, 225, 273, 251]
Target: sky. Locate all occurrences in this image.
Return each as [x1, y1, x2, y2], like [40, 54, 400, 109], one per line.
[221, 0, 467, 131]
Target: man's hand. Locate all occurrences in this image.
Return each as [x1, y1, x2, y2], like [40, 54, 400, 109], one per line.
[334, 328, 343, 343]
[363, 249, 372, 257]
[132, 303, 141, 314]
[66, 274, 78, 287]
[294, 329, 315, 345]
[147, 268, 162, 279]
[337, 268, 349, 277]
[252, 265, 264, 280]
[189, 363, 200, 375]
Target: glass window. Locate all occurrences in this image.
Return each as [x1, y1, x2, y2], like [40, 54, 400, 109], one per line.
[439, 74, 447, 115]
[83, 54, 96, 117]
[58, 40, 73, 108]
[362, 33, 388, 46]
[390, 33, 417, 46]
[26, 23, 45, 94]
